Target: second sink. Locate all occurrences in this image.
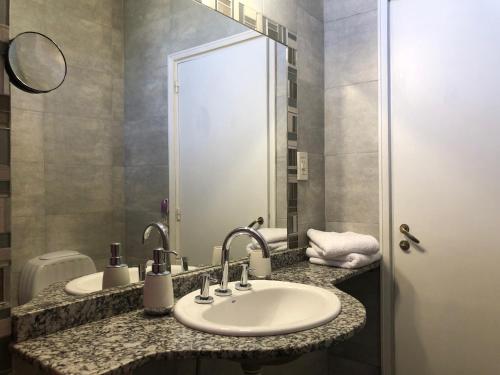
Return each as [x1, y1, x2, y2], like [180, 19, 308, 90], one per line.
[64, 265, 198, 296]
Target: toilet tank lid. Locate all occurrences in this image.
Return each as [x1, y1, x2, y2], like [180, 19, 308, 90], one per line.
[39, 250, 81, 260]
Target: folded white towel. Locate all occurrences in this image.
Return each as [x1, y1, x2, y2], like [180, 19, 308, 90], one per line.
[308, 250, 381, 269]
[246, 241, 288, 254]
[255, 228, 287, 243]
[307, 229, 379, 257]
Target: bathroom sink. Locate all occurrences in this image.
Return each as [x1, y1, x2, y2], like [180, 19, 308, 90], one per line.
[174, 280, 341, 336]
[64, 265, 197, 296]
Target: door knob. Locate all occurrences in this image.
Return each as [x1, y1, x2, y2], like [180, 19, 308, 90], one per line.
[400, 224, 420, 244]
[399, 240, 410, 251]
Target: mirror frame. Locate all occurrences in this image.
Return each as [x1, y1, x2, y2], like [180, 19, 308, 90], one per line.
[5, 31, 67, 94]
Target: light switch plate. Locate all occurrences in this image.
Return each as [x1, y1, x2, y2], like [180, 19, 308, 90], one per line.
[297, 152, 308, 181]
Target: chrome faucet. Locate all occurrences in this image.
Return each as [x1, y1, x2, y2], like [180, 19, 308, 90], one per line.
[142, 222, 174, 272]
[215, 227, 271, 297]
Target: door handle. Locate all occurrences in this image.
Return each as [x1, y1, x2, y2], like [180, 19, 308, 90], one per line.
[400, 224, 420, 244]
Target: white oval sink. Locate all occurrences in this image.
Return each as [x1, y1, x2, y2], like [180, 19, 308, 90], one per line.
[174, 280, 341, 336]
[64, 265, 198, 296]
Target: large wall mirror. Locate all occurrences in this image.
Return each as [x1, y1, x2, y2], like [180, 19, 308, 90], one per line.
[7, 0, 298, 306]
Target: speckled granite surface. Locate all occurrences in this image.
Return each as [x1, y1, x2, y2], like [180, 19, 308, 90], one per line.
[12, 248, 309, 342]
[12, 261, 377, 375]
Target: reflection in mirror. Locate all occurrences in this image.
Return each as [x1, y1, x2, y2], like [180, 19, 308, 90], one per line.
[7, 32, 67, 93]
[10, 0, 289, 305]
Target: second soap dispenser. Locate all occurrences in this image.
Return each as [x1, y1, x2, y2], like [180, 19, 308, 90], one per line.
[144, 248, 175, 315]
[102, 243, 130, 289]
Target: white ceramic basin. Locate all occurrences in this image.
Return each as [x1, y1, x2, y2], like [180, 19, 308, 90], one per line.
[174, 280, 341, 336]
[64, 265, 198, 296]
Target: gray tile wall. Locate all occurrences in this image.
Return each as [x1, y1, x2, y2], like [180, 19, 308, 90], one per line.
[324, 0, 379, 239]
[9, 0, 125, 305]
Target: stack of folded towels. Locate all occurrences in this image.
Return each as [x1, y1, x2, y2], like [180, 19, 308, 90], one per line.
[246, 228, 288, 253]
[307, 229, 381, 269]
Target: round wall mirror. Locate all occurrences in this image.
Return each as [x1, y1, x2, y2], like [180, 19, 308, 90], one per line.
[6, 31, 67, 94]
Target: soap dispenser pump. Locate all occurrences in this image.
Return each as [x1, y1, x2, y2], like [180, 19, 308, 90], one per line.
[102, 243, 130, 289]
[144, 248, 175, 315]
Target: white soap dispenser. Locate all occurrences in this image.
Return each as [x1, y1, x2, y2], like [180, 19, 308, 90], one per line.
[102, 243, 130, 289]
[249, 249, 272, 279]
[144, 248, 174, 315]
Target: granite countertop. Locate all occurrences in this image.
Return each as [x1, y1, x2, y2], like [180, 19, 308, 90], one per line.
[12, 248, 308, 343]
[11, 261, 379, 375]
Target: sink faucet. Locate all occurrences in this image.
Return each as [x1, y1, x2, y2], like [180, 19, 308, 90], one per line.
[142, 222, 174, 272]
[215, 227, 270, 297]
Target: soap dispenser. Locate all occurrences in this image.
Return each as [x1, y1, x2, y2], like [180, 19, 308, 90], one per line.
[144, 248, 174, 315]
[102, 243, 130, 289]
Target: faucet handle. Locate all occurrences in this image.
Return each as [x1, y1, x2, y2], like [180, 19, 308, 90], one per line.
[235, 263, 253, 291]
[180, 256, 189, 272]
[195, 273, 218, 304]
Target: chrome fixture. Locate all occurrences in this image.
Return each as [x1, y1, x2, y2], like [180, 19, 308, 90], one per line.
[195, 273, 218, 304]
[400, 224, 420, 244]
[215, 227, 270, 297]
[180, 256, 189, 272]
[108, 243, 124, 267]
[142, 222, 175, 272]
[248, 216, 264, 229]
[138, 263, 146, 281]
[235, 263, 252, 291]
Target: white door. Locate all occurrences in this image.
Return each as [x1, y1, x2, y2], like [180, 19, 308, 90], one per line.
[390, 1, 500, 374]
[172, 35, 273, 265]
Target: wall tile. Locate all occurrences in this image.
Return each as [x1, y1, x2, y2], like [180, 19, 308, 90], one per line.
[112, 78, 124, 122]
[11, 215, 46, 273]
[44, 65, 113, 119]
[124, 116, 168, 167]
[298, 0, 323, 22]
[45, 213, 114, 258]
[112, 0, 124, 31]
[298, 152, 325, 225]
[124, 0, 171, 30]
[112, 166, 125, 210]
[45, 0, 114, 27]
[10, 0, 46, 36]
[112, 28, 124, 79]
[124, 165, 169, 213]
[325, 153, 378, 224]
[325, 81, 378, 156]
[10, 162, 45, 218]
[44, 114, 113, 166]
[11, 214, 46, 305]
[45, 163, 113, 215]
[325, 0, 377, 22]
[324, 10, 377, 88]
[124, 67, 168, 123]
[124, 15, 171, 73]
[10, 110, 44, 163]
[10, 87, 45, 113]
[111, 120, 124, 166]
[297, 7, 324, 86]
[298, 79, 324, 153]
[45, 14, 113, 74]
